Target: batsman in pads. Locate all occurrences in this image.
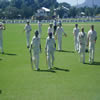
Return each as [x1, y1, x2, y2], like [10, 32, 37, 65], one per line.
[30, 30, 41, 71]
[45, 32, 56, 70]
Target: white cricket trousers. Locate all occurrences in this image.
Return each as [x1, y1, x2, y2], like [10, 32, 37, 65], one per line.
[89, 42, 95, 63]
[33, 53, 39, 70]
[0, 32, 3, 53]
[74, 36, 79, 51]
[58, 37, 62, 50]
[38, 29, 42, 38]
[79, 44, 85, 63]
[47, 51, 54, 69]
[26, 32, 30, 47]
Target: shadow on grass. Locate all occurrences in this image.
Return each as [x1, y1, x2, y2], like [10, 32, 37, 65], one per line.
[85, 62, 100, 66]
[53, 67, 70, 72]
[37, 69, 56, 73]
[0, 90, 2, 94]
[2, 52, 17, 56]
[56, 50, 74, 53]
[0, 58, 2, 61]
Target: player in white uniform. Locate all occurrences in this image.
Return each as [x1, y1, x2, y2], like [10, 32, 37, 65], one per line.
[30, 30, 41, 71]
[45, 32, 56, 70]
[55, 23, 67, 51]
[38, 20, 42, 38]
[0, 22, 5, 54]
[73, 24, 80, 52]
[24, 21, 32, 48]
[47, 23, 54, 36]
[78, 27, 87, 64]
[87, 25, 97, 64]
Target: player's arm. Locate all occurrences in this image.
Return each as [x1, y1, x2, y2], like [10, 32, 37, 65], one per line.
[3, 24, 6, 30]
[62, 28, 67, 37]
[39, 39, 41, 53]
[95, 32, 97, 43]
[45, 39, 47, 52]
[87, 33, 89, 46]
[30, 26, 32, 31]
[55, 28, 58, 40]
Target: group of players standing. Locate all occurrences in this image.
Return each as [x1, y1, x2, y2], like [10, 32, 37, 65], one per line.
[73, 24, 97, 64]
[0, 20, 97, 71]
[24, 19, 97, 71]
[24, 19, 67, 70]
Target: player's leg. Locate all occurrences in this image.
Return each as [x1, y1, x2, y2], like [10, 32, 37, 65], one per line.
[89, 43, 92, 64]
[47, 52, 51, 69]
[58, 37, 62, 51]
[83, 51, 85, 64]
[76, 37, 79, 51]
[26, 32, 30, 48]
[74, 37, 77, 51]
[35, 53, 40, 71]
[51, 52, 54, 67]
[89, 48, 92, 64]
[92, 45, 95, 63]
[33, 53, 36, 68]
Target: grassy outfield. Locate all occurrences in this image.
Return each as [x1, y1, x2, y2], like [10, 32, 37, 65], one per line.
[0, 22, 100, 100]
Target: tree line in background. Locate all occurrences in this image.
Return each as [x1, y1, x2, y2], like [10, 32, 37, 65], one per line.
[0, 0, 100, 19]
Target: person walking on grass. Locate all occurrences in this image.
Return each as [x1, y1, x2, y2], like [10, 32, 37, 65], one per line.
[53, 19, 57, 35]
[24, 20, 32, 48]
[55, 23, 67, 51]
[45, 32, 56, 70]
[30, 30, 41, 71]
[47, 23, 54, 36]
[0, 22, 5, 54]
[87, 25, 97, 64]
[38, 20, 42, 38]
[78, 27, 87, 64]
[73, 24, 80, 52]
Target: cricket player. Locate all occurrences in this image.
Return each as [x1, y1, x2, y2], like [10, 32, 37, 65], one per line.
[47, 23, 54, 36]
[38, 20, 42, 38]
[45, 32, 56, 70]
[24, 20, 32, 48]
[78, 27, 87, 64]
[30, 30, 41, 71]
[73, 24, 80, 52]
[87, 25, 97, 64]
[53, 19, 57, 35]
[0, 22, 5, 54]
[55, 23, 67, 51]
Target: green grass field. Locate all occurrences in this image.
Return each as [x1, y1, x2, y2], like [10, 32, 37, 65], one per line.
[0, 22, 100, 100]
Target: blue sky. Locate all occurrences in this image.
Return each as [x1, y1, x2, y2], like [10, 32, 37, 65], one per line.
[57, 0, 85, 6]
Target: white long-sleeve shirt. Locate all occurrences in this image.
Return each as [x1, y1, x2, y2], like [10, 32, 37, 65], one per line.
[56, 26, 66, 38]
[45, 37, 56, 53]
[48, 27, 53, 34]
[73, 27, 79, 37]
[24, 24, 32, 33]
[87, 30, 97, 43]
[31, 36, 41, 54]
[78, 32, 87, 45]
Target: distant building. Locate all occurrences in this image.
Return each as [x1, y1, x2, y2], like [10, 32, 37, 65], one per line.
[35, 7, 50, 20]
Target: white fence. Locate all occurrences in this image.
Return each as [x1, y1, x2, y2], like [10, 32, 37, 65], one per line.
[3, 18, 100, 24]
